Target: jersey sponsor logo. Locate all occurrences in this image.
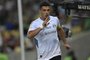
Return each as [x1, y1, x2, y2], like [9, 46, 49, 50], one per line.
[40, 24, 57, 36]
[44, 30, 56, 35]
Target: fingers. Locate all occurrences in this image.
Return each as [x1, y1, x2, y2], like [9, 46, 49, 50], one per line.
[43, 22, 49, 27]
[44, 17, 49, 22]
[43, 17, 49, 27]
[66, 45, 71, 50]
[64, 44, 71, 50]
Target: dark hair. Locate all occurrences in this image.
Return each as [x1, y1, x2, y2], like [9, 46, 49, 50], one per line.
[39, 1, 51, 9]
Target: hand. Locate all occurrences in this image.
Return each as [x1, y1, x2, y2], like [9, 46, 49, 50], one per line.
[64, 43, 71, 50]
[42, 17, 49, 28]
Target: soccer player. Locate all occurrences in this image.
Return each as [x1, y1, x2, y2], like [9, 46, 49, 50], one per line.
[27, 1, 70, 60]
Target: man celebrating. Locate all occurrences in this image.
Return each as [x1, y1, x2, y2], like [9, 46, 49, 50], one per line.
[27, 1, 70, 60]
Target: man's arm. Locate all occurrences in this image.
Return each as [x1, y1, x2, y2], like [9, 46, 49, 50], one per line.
[28, 17, 49, 39]
[58, 27, 67, 43]
[57, 27, 70, 49]
[27, 27, 42, 39]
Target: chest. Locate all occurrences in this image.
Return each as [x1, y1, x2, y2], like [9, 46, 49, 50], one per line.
[40, 20, 58, 35]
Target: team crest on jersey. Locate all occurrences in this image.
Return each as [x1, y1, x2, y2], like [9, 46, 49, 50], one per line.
[53, 24, 56, 28]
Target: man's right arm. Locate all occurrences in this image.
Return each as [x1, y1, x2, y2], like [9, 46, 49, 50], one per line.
[27, 27, 43, 39]
[28, 17, 49, 39]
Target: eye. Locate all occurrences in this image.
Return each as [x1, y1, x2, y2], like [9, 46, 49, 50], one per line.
[47, 9, 50, 11]
[43, 9, 46, 11]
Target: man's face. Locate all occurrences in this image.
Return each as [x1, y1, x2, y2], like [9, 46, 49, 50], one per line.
[40, 6, 51, 18]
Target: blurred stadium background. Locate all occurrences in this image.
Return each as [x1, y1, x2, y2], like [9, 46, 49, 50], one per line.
[0, 0, 90, 60]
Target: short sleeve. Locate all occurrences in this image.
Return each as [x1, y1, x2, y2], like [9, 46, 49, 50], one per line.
[28, 21, 37, 32]
[56, 17, 61, 29]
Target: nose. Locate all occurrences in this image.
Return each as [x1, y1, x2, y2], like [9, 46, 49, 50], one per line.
[45, 13, 49, 17]
[45, 11, 49, 14]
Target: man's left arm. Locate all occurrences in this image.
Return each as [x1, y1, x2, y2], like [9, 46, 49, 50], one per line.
[57, 27, 71, 50]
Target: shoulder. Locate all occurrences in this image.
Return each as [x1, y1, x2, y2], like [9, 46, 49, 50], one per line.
[50, 16, 59, 22]
[50, 16, 59, 20]
[50, 16, 61, 25]
[30, 18, 41, 25]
